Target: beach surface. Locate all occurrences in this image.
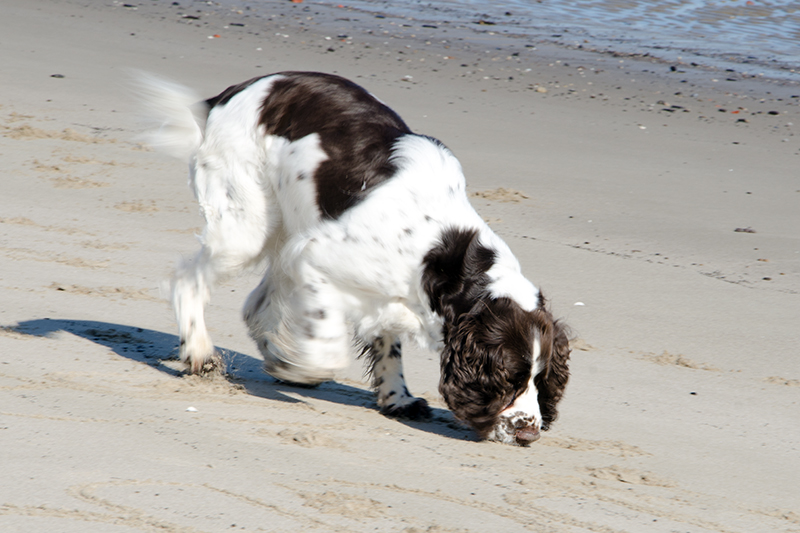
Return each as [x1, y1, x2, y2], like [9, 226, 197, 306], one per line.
[1, 1, 798, 531]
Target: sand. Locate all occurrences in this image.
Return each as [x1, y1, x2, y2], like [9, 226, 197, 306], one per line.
[1, 1, 799, 531]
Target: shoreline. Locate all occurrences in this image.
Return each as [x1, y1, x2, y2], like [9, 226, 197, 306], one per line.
[304, 0, 800, 83]
[125, 0, 800, 157]
[195, 0, 800, 97]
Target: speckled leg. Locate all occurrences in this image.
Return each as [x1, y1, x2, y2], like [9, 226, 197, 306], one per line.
[365, 335, 431, 420]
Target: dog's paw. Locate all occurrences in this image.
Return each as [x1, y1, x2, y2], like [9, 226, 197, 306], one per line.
[185, 350, 222, 375]
[381, 397, 432, 420]
[180, 332, 218, 375]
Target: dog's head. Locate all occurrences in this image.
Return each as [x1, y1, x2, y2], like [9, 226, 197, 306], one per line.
[423, 227, 570, 446]
[439, 300, 570, 445]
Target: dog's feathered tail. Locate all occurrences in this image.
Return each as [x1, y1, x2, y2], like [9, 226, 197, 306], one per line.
[133, 72, 207, 160]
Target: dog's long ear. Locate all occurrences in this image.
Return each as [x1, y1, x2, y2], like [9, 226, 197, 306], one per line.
[439, 295, 537, 436]
[422, 227, 495, 323]
[439, 300, 531, 437]
[533, 309, 571, 430]
[439, 313, 499, 436]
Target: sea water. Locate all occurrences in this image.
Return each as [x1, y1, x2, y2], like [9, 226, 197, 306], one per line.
[324, 0, 800, 80]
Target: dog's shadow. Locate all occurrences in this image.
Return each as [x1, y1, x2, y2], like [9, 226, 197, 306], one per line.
[12, 318, 475, 442]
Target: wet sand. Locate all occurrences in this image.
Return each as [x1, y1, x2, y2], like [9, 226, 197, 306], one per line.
[1, 1, 799, 531]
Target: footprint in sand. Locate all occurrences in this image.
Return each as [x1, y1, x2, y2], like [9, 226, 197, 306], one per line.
[584, 465, 674, 487]
[471, 187, 530, 203]
[3, 123, 114, 144]
[644, 350, 720, 372]
[49, 282, 158, 301]
[30, 158, 109, 188]
[114, 200, 159, 213]
[764, 376, 800, 387]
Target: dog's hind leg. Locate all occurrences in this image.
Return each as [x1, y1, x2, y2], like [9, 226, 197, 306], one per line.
[364, 334, 431, 420]
[172, 250, 217, 374]
[138, 73, 277, 374]
[245, 260, 352, 385]
[173, 156, 275, 374]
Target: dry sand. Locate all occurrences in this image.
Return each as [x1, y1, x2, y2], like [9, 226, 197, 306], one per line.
[1, 1, 799, 531]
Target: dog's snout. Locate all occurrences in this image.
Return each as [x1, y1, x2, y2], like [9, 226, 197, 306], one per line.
[515, 426, 540, 445]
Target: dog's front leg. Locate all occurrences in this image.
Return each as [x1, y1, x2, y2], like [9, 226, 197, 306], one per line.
[366, 335, 431, 420]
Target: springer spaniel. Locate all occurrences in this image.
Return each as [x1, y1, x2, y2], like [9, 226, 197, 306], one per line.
[140, 72, 570, 446]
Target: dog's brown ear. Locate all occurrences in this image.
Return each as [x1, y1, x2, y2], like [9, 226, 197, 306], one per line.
[439, 297, 536, 437]
[533, 309, 571, 430]
[422, 227, 495, 323]
[438, 314, 499, 437]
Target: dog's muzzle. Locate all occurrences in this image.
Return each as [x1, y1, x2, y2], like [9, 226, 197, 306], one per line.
[486, 412, 541, 446]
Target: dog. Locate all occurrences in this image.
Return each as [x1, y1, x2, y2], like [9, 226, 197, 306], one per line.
[140, 71, 570, 445]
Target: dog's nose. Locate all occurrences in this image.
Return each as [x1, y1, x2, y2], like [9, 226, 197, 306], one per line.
[515, 426, 540, 445]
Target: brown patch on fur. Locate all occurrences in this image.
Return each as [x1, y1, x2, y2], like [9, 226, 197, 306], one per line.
[257, 72, 412, 219]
